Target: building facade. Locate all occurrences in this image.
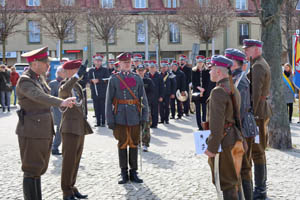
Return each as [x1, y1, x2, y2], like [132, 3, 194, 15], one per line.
[1, 0, 260, 65]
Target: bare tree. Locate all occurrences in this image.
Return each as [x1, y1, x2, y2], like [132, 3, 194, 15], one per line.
[0, 0, 24, 64]
[37, 0, 81, 60]
[87, 7, 128, 64]
[177, 0, 235, 57]
[148, 14, 169, 67]
[252, 0, 292, 149]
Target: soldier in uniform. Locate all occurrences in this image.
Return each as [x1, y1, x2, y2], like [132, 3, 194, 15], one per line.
[16, 47, 75, 200]
[170, 60, 186, 119]
[225, 48, 257, 200]
[132, 54, 143, 72]
[205, 55, 245, 200]
[111, 61, 120, 75]
[88, 54, 110, 127]
[136, 64, 155, 152]
[159, 60, 176, 124]
[147, 60, 164, 128]
[243, 39, 272, 200]
[59, 60, 93, 200]
[108, 59, 116, 75]
[179, 55, 192, 116]
[106, 52, 149, 184]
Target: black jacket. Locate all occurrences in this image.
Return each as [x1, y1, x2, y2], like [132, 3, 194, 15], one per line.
[192, 67, 215, 103]
[143, 77, 155, 104]
[88, 66, 110, 99]
[172, 69, 186, 92]
[180, 64, 192, 86]
[0, 70, 11, 91]
[146, 72, 164, 102]
[160, 71, 176, 97]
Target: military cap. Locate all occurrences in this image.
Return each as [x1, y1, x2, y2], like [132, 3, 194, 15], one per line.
[136, 64, 145, 70]
[114, 61, 120, 67]
[108, 59, 115, 64]
[211, 55, 233, 68]
[62, 59, 82, 70]
[196, 55, 205, 63]
[171, 60, 179, 66]
[117, 52, 131, 61]
[242, 39, 263, 48]
[132, 54, 143, 61]
[225, 48, 246, 61]
[149, 60, 157, 67]
[206, 57, 211, 64]
[93, 54, 104, 61]
[161, 60, 169, 67]
[179, 54, 187, 61]
[21, 47, 49, 63]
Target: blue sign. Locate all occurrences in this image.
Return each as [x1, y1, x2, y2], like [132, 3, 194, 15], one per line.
[83, 46, 88, 52]
[49, 60, 62, 81]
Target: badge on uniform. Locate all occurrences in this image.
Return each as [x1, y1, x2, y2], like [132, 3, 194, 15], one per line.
[193, 130, 221, 154]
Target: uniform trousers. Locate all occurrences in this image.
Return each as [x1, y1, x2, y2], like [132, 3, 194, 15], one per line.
[170, 97, 183, 117]
[149, 101, 159, 127]
[113, 124, 140, 149]
[195, 102, 206, 129]
[183, 94, 190, 114]
[241, 137, 254, 181]
[18, 136, 52, 178]
[159, 97, 170, 123]
[252, 118, 270, 165]
[142, 112, 152, 147]
[61, 132, 85, 197]
[93, 98, 106, 125]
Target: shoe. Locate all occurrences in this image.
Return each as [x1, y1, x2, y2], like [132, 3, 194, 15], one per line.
[165, 121, 169, 124]
[63, 195, 77, 200]
[101, 124, 105, 127]
[176, 116, 182, 119]
[170, 116, 175, 119]
[118, 169, 129, 184]
[158, 121, 164, 124]
[7, 108, 10, 112]
[150, 125, 157, 129]
[52, 149, 62, 155]
[129, 169, 143, 183]
[143, 145, 148, 152]
[185, 113, 189, 116]
[74, 191, 88, 199]
[94, 124, 100, 127]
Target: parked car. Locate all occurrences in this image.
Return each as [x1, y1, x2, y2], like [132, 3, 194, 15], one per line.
[13, 63, 29, 75]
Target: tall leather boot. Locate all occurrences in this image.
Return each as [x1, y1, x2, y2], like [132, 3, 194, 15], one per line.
[253, 164, 267, 200]
[129, 148, 143, 183]
[23, 177, 38, 200]
[118, 148, 129, 184]
[242, 179, 253, 200]
[35, 178, 42, 200]
[223, 188, 238, 200]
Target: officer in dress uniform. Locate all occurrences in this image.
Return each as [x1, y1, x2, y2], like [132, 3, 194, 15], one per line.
[159, 60, 176, 124]
[132, 54, 143, 73]
[243, 39, 272, 200]
[179, 55, 192, 116]
[170, 60, 186, 119]
[59, 60, 93, 200]
[136, 64, 155, 152]
[106, 52, 149, 184]
[108, 59, 116, 75]
[88, 54, 110, 127]
[146, 60, 164, 128]
[225, 48, 257, 200]
[205, 55, 245, 200]
[16, 47, 75, 200]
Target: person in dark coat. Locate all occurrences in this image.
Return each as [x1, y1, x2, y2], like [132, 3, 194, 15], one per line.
[192, 56, 215, 130]
[179, 54, 192, 116]
[132, 54, 143, 72]
[283, 63, 295, 122]
[170, 60, 186, 119]
[88, 54, 110, 127]
[159, 61, 176, 124]
[0, 64, 12, 112]
[146, 60, 164, 128]
[108, 59, 115, 75]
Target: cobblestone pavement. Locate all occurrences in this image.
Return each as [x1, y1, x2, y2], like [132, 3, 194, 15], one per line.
[1, 107, 300, 200]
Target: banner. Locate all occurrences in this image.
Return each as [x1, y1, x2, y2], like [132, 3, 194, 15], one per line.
[293, 35, 300, 89]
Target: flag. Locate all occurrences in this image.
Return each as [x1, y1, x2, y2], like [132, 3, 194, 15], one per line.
[293, 35, 300, 89]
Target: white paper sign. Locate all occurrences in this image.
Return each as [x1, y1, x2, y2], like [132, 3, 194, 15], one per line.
[194, 130, 221, 155]
[255, 126, 260, 144]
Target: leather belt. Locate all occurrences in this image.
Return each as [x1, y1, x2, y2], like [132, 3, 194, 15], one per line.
[224, 123, 233, 129]
[112, 98, 141, 114]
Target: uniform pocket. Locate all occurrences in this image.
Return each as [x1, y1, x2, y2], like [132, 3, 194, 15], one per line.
[24, 114, 52, 138]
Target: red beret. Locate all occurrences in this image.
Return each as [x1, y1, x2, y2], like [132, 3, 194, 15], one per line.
[171, 60, 179, 66]
[179, 54, 187, 60]
[62, 59, 82, 70]
[117, 52, 131, 61]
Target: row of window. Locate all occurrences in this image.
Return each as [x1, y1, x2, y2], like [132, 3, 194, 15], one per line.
[0, 0, 248, 10]
[27, 20, 249, 45]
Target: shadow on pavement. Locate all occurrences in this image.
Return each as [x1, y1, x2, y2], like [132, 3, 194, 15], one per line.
[151, 128, 181, 140]
[280, 148, 300, 158]
[142, 151, 175, 169]
[123, 182, 161, 200]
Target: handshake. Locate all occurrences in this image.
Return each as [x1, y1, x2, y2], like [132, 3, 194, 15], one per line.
[77, 59, 89, 78]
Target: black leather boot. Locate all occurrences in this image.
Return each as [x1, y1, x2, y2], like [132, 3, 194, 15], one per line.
[118, 148, 129, 184]
[35, 178, 42, 200]
[253, 164, 267, 200]
[23, 177, 38, 200]
[242, 179, 253, 200]
[223, 188, 238, 200]
[74, 191, 88, 199]
[129, 169, 143, 183]
[129, 148, 143, 183]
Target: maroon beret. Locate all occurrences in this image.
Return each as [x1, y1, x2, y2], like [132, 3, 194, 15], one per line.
[62, 59, 82, 70]
[117, 52, 131, 61]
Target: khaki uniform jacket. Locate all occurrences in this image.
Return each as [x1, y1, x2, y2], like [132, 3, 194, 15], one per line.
[251, 56, 272, 119]
[207, 78, 243, 153]
[59, 76, 93, 135]
[15, 69, 63, 139]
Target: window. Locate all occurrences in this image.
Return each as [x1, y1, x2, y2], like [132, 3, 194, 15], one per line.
[64, 20, 76, 43]
[27, 0, 40, 6]
[239, 23, 249, 45]
[135, 0, 146, 8]
[108, 28, 115, 44]
[0, 0, 5, 7]
[198, 0, 208, 6]
[236, 0, 247, 10]
[28, 21, 40, 43]
[167, 0, 177, 8]
[136, 22, 145, 44]
[61, 0, 75, 6]
[169, 23, 180, 43]
[102, 0, 113, 8]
